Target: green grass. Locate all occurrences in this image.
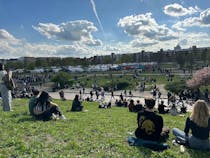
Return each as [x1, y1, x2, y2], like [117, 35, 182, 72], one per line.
[0, 99, 209, 158]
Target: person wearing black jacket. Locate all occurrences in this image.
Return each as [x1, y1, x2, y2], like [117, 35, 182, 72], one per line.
[173, 100, 210, 150]
[135, 98, 169, 142]
[71, 94, 83, 112]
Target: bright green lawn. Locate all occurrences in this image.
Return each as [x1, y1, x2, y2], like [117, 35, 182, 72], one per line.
[0, 99, 209, 158]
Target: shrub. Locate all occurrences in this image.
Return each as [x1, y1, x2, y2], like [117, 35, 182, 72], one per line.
[51, 72, 73, 88]
[101, 81, 130, 91]
[116, 82, 130, 90]
[165, 81, 186, 94]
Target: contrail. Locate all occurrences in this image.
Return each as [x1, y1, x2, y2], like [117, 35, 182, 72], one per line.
[90, 0, 104, 33]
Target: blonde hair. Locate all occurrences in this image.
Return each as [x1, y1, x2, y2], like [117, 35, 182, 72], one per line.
[190, 100, 209, 128]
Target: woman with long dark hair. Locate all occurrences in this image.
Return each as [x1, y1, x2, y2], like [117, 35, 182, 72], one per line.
[71, 95, 83, 112]
[32, 91, 66, 120]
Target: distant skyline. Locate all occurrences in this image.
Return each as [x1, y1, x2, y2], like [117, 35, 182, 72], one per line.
[0, 0, 210, 59]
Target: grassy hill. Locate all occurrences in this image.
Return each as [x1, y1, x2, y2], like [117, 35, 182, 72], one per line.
[0, 99, 209, 158]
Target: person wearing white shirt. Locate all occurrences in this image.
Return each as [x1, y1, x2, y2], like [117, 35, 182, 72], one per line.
[0, 63, 12, 111]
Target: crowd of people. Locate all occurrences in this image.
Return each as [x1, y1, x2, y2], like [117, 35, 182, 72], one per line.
[12, 72, 52, 98]
[128, 97, 210, 151]
[0, 63, 209, 152]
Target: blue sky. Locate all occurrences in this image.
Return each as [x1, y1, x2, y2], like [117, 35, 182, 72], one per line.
[0, 0, 210, 59]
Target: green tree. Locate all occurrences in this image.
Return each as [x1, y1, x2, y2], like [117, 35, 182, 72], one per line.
[165, 80, 186, 94]
[51, 72, 73, 88]
[6, 61, 24, 70]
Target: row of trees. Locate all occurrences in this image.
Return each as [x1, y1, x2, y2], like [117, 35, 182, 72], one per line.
[6, 57, 90, 70]
[4, 48, 210, 70]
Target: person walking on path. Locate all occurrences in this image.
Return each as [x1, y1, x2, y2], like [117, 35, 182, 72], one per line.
[110, 90, 115, 101]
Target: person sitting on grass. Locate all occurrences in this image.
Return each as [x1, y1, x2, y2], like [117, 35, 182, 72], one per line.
[30, 90, 66, 120]
[98, 101, 111, 109]
[134, 100, 143, 112]
[127, 97, 169, 151]
[115, 99, 124, 107]
[71, 95, 83, 112]
[169, 104, 178, 116]
[128, 99, 135, 112]
[29, 89, 40, 115]
[123, 99, 128, 107]
[158, 100, 169, 114]
[172, 100, 210, 150]
[135, 98, 169, 142]
[180, 105, 187, 114]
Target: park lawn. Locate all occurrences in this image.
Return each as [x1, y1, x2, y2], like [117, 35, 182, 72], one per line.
[0, 99, 209, 158]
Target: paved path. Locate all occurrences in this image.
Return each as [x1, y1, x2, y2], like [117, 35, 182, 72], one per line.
[48, 84, 194, 112]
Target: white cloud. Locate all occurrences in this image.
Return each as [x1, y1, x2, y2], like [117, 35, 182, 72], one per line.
[164, 3, 200, 17]
[118, 12, 178, 41]
[172, 17, 200, 31]
[178, 32, 210, 48]
[108, 31, 210, 54]
[148, 32, 210, 51]
[0, 29, 136, 58]
[23, 42, 106, 57]
[130, 38, 158, 47]
[130, 32, 210, 52]
[1, 26, 210, 59]
[0, 29, 105, 59]
[33, 23, 60, 39]
[120, 30, 210, 53]
[172, 8, 210, 31]
[0, 29, 20, 44]
[33, 20, 102, 46]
